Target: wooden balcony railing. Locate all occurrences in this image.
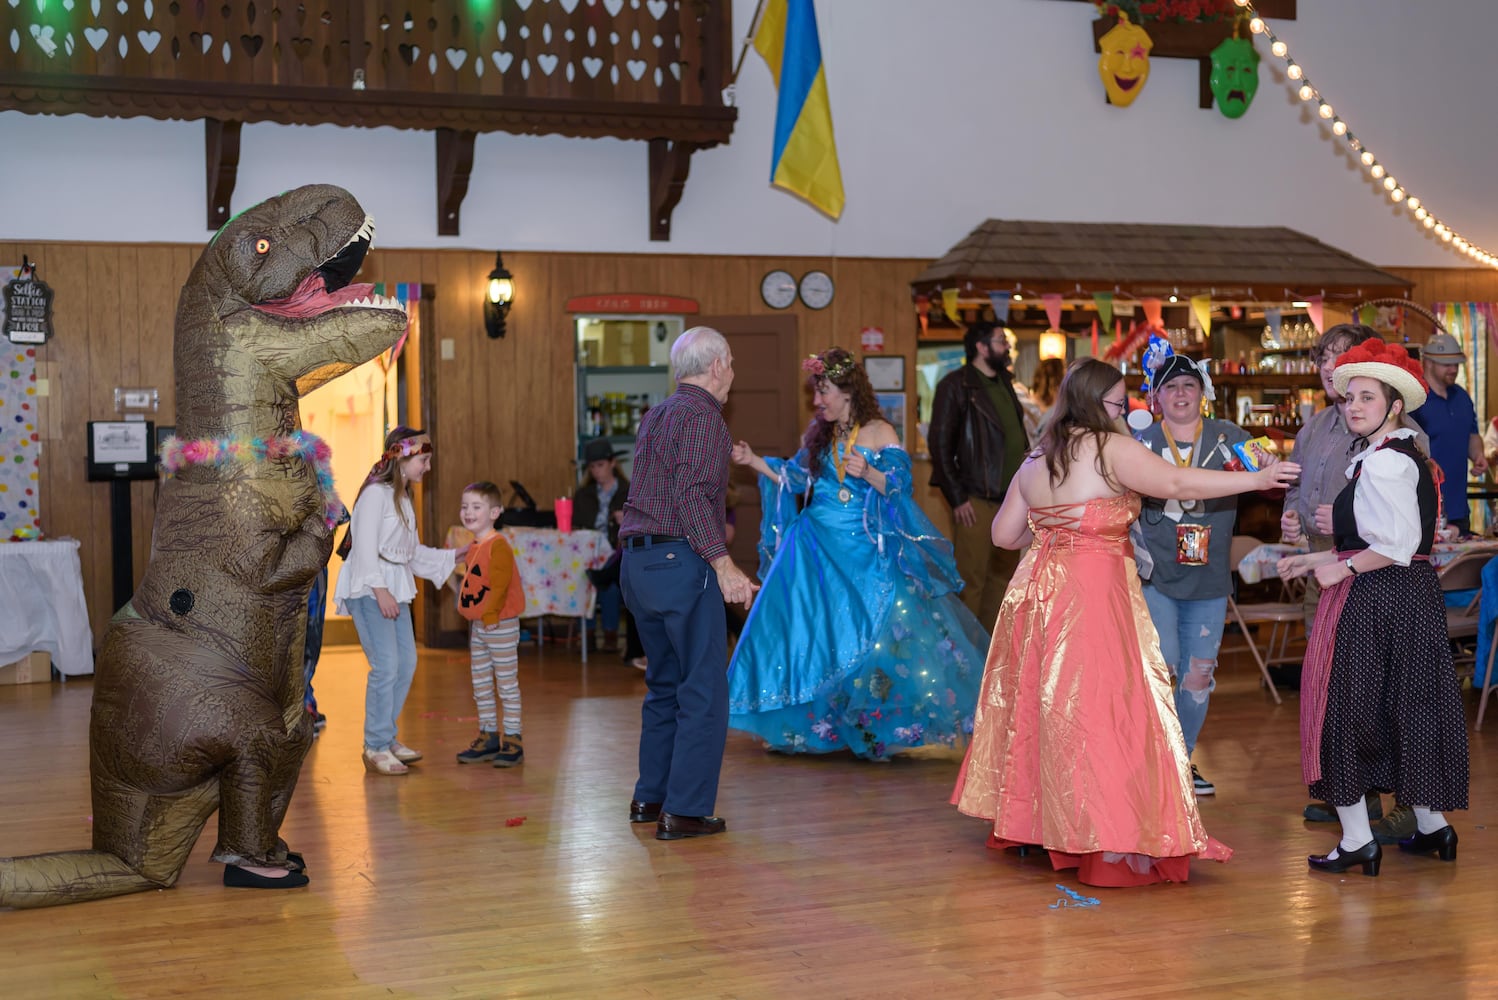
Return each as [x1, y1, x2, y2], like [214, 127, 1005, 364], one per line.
[0, 0, 736, 238]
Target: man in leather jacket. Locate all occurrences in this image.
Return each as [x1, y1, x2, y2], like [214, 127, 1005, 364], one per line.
[928, 321, 1027, 628]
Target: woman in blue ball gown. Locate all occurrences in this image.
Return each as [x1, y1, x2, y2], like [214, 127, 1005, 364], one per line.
[727, 348, 988, 760]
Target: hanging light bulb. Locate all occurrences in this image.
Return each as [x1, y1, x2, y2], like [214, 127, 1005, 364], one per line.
[1390, 188, 1405, 202]
[1370, 163, 1386, 180]
[1298, 84, 1315, 101]
[1347, 135, 1362, 152]
[1318, 101, 1334, 119]
[1406, 196, 1421, 211]
[1453, 237, 1468, 250]
[1359, 150, 1375, 167]
[1331, 119, 1347, 136]
[1382, 176, 1397, 191]
[1249, 17, 1265, 33]
[1271, 40, 1288, 58]
[1286, 62, 1303, 80]
[1423, 217, 1437, 229]
[1441, 230, 1454, 243]
[1234, 0, 1251, 6]
[1414, 207, 1429, 220]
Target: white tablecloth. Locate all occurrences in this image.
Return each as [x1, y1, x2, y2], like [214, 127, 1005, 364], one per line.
[0, 539, 94, 676]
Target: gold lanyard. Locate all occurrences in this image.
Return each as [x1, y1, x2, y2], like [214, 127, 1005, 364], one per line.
[1163, 419, 1201, 468]
[835, 424, 862, 482]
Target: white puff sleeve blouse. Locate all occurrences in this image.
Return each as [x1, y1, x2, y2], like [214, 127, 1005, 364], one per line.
[1347, 430, 1424, 566]
[333, 483, 457, 613]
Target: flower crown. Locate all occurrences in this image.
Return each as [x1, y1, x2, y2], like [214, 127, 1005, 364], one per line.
[801, 353, 856, 381]
[384, 434, 432, 460]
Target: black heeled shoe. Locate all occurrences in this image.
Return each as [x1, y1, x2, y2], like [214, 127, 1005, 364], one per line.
[1308, 839, 1381, 877]
[1398, 825, 1458, 861]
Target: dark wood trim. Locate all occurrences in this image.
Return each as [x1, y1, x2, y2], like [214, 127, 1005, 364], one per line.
[648, 139, 701, 243]
[436, 130, 477, 238]
[204, 119, 242, 232]
[0, 75, 737, 144]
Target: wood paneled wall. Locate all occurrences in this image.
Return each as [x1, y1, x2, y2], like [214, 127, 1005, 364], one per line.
[0, 241, 929, 649]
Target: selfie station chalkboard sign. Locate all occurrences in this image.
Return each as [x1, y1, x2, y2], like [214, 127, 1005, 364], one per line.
[4, 257, 54, 345]
[1, 261, 43, 540]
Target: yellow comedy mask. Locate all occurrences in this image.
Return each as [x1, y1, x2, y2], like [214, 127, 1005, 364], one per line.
[1098, 14, 1153, 107]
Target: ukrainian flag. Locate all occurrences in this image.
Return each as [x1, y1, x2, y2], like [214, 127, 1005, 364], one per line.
[754, 0, 845, 219]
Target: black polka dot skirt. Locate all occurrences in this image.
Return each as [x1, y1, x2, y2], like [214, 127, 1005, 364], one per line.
[1308, 561, 1470, 811]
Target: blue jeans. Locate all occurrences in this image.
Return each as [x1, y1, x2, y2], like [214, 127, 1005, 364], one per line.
[592, 581, 622, 633]
[347, 595, 417, 751]
[1142, 586, 1227, 757]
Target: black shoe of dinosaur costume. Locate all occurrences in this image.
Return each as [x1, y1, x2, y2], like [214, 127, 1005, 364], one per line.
[223, 865, 310, 889]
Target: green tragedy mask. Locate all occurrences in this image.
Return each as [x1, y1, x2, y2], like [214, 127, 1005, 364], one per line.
[1209, 36, 1260, 119]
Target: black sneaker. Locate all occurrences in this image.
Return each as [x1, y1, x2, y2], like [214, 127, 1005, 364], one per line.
[493, 735, 524, 768]
[1191, 764, 1215, 797]
[456, 731, 502, 764]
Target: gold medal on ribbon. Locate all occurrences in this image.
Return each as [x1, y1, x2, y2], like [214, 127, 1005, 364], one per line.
[834, 423, 861, 504]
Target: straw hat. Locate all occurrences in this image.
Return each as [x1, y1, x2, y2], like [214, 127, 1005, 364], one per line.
[1331, 337, 1428, 411]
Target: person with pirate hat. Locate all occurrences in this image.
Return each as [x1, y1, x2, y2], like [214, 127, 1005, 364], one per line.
[1278, 339, 1470, 878]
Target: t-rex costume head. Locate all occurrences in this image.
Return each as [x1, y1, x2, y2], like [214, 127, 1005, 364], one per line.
[0, 184, 407, 907]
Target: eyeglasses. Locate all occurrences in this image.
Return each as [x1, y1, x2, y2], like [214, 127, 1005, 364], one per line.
[1102, 398, 1127, 414]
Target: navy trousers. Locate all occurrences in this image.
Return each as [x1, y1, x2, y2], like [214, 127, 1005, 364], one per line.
[621, 538, 728, 817]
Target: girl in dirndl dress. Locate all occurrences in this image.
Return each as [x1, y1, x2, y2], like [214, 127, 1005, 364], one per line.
[1278, 337, 1469, 877]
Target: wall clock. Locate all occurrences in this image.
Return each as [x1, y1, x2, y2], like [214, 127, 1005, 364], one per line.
[760, 269, 797, 310]
[799, 270, 834, 310]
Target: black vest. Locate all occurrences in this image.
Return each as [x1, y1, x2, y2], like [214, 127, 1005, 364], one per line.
[1331, 435, 1436, 555]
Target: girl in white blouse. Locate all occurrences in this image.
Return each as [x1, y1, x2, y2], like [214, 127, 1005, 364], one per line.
[335, 427, 456, 775]
[1278, 338, 1469, 878]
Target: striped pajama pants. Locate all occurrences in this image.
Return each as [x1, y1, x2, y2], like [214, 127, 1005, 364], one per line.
[469, 618, 522, 735]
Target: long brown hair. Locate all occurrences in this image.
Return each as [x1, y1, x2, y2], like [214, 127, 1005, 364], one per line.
[1038, 358, 1124, 488]
[336, 426, 431, 558]
[801, 347, 881, 479]
[1032, 357, 1066, 408]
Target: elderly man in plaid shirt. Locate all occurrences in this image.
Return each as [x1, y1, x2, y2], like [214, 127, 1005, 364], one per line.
[619, 326, 757, 842]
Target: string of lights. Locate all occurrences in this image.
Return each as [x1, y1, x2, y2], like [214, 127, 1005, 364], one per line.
[1232, 0, 1497, 271]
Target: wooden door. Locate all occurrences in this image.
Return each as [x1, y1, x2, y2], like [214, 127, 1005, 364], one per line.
[696, 315, 800, 572]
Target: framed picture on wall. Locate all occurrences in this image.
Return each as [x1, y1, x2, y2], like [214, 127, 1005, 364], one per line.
[875, 392, 906, 445]
[865, 355, 905, 391]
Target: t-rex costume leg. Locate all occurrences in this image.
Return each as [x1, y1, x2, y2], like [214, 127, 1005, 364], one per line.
[0, 184, 408, 908]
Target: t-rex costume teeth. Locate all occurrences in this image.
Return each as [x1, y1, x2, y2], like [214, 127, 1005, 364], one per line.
[0, 184, 407, 908]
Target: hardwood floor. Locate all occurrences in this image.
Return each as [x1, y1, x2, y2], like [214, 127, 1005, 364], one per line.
[1, 642, 1495, 999]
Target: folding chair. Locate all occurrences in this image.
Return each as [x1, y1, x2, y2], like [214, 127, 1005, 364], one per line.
[1223, 535, 1300, 705]
[1436, 551, 1490, 676]
[1479, 638, 1498, 731]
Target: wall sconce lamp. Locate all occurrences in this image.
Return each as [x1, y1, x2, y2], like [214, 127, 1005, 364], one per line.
[484, 252, 515, 339]
[1038, 329, 1068, 360]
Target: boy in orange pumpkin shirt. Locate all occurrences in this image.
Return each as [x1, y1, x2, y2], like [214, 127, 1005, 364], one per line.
[449, 480, 526, 767]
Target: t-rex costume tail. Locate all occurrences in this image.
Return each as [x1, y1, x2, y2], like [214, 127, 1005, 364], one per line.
[0, 184, 407, 908]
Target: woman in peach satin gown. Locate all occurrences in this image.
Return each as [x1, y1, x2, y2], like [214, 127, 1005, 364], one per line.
[951, 359, 1299, 887]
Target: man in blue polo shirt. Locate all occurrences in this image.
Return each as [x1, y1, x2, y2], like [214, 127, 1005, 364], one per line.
[1412, 332, 1488, 535]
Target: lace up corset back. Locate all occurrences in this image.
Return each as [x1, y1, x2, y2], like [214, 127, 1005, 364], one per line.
[1027, 493, 1140, 551]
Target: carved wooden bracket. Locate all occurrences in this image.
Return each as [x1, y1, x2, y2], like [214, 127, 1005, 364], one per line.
[204, 119, 242, 231]
[436, 129, 478, 238]
[649, 139, 702, 243]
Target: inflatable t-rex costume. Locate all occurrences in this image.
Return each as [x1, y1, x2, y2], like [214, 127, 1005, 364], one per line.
[0, 184, 407, 908]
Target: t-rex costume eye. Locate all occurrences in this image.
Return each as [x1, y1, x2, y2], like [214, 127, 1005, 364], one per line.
[255, 238, 270, 254]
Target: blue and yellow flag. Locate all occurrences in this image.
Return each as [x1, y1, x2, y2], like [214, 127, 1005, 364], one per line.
[754, 0, 844, 219]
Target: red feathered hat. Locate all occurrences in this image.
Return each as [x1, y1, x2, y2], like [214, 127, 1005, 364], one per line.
[1331, 337, 1428, 411]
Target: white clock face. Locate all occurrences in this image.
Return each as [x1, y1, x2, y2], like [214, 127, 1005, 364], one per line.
[799, 270, 834, 310]
[760, 269, 797, 310]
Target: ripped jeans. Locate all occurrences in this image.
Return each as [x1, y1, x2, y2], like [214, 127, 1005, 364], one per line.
[1141, 586, 1228, 757]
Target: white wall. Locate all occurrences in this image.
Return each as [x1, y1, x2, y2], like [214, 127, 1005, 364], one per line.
[1, 0, 1493, 269]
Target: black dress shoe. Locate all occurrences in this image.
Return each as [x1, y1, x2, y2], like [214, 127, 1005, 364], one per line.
[629, 799, 662, 823]
[1399, 825, 1458, 861]
[655, 812, 727, 840]
[223, 866, 311, 889]
[1307, 839, 1381, 877]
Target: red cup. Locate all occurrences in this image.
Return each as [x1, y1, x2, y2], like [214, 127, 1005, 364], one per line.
[555, 497, 573, 533]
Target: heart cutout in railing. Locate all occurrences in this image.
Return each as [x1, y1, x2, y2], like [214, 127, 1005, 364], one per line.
[646, 0, 666, 19]
[625, 57, 645, 80]
[492, 50, 513, 72]
[581, 54, 602, 77]
[291, 36, 312, 59]
[239, 33, 262, 57]
[397, 41, 417, 66]
[137, 29, 159, 53]
[536, 52, 557, 75]
[85, 25, 109, 50]
[445, 46, 466, 70]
